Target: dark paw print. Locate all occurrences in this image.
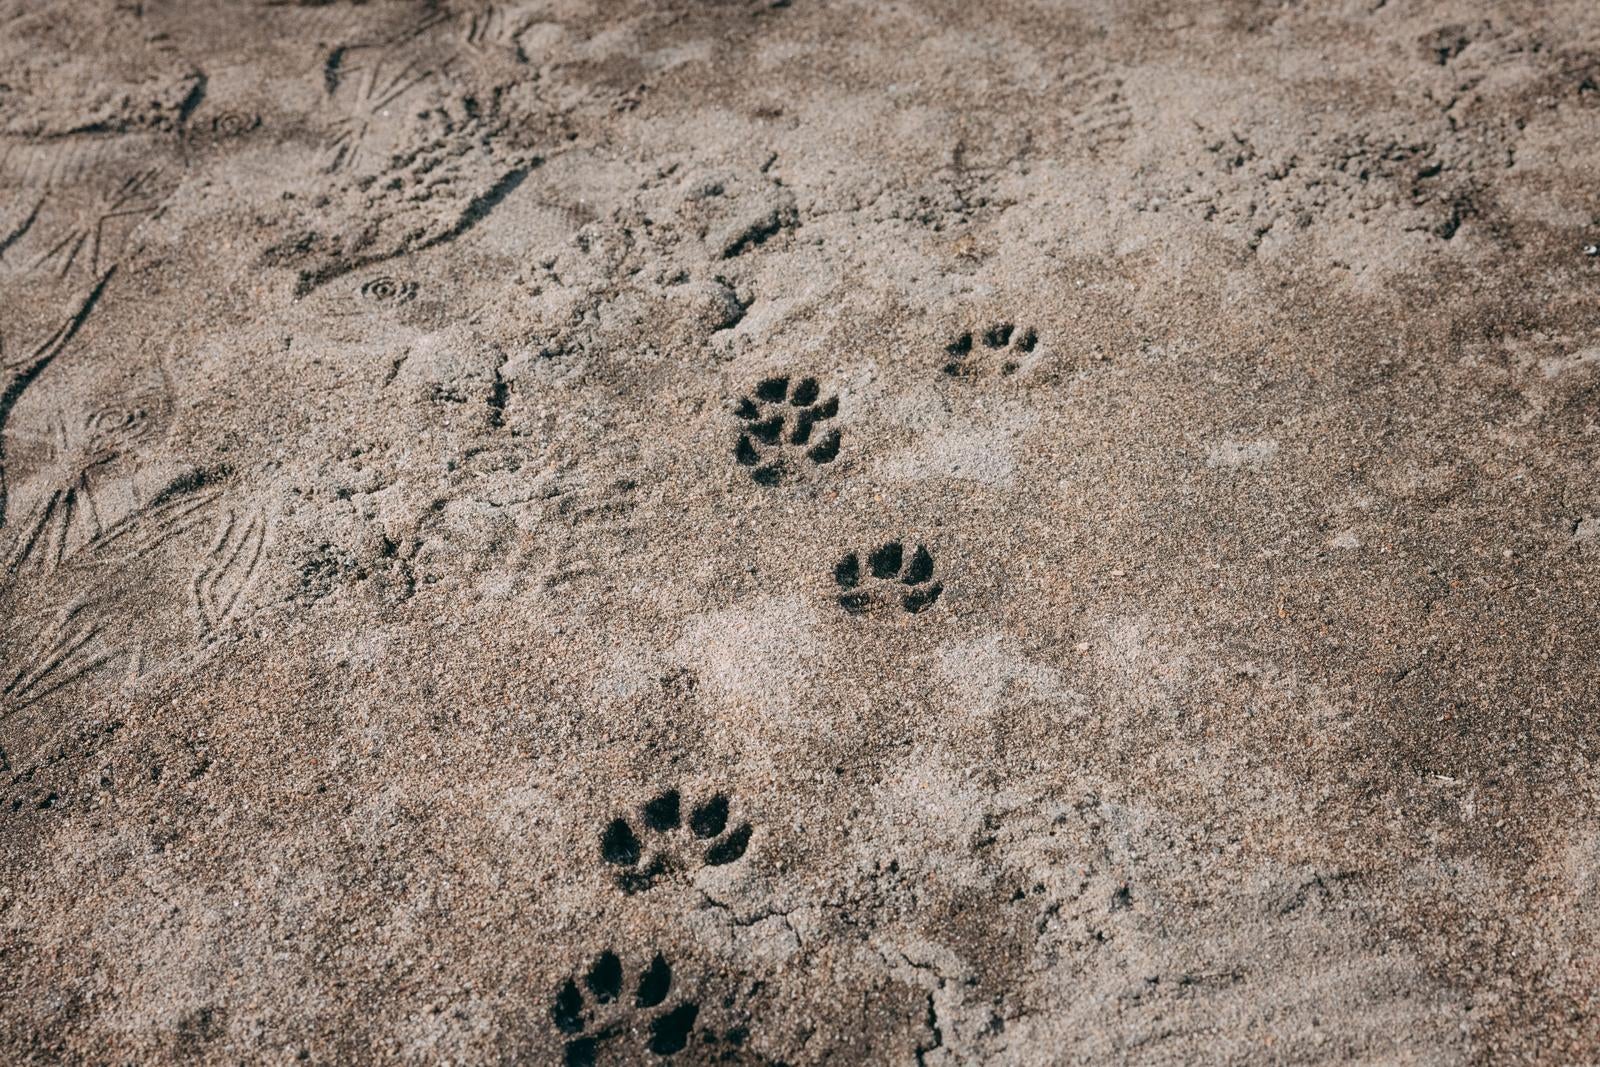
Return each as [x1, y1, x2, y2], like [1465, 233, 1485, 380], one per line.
[834, 541, 943, 615]
[552, 951, 700, 1065]
[942, 323, 1037, 378]
[732, 375, 841, 486]
[600, 789, 753, 894]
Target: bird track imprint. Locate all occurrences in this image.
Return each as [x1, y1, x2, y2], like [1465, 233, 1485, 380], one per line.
[600, 788, 752, 894]
[551, 951, 701, 1065]
[732, 375, 840, 486]
[835, 542, 943, 615]
[942, 323, 1037, 378]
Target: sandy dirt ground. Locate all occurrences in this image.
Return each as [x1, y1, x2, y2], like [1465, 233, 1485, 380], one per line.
[3, 1, 1600, 1063]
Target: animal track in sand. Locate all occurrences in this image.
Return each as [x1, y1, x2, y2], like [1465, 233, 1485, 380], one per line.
[600, 788, 753, 894]
[19, 168, 175, 282]
[834, 541, 943, 615]
[942, 323, 1037, 379]
[551, 950, 701, 1065]
[732, 375, 840, 486]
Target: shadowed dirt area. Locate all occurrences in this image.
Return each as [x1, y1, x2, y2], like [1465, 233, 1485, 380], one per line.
[2, 0, 1600, 1063]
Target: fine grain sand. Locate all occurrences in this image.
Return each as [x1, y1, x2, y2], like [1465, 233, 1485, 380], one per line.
[3, 1, 1600, 1063]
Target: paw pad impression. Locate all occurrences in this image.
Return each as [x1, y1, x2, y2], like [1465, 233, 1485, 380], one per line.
[943, 323, 1037, 378]
[552, 951, 699, 1065]
[600, 789, 753, 894]
[834, 541, 943, 615]
[732, 375, 841, 486]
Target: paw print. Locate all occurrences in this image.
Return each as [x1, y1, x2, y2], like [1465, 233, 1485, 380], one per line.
[600, 789, 753, 894]
[834, 541, 943, 615]
[732, 375, 841, 486]
[942, 323, 1037, 378]
[551, 951, 700, 1065]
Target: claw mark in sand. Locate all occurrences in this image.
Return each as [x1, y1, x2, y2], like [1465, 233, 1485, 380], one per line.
[0, 197, 44, 264]
[323, 56, 444, 173]
[0, 269, 114, 534]
[29, 170, 172, 280]
[461, 5, 528, 54]
[81, 477, 220, 564]
[191, 507, 268, 637]
[1, 601, 114, 718]
[2, 396, 169, 575]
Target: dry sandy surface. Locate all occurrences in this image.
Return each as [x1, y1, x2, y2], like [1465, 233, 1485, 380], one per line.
[3, 1, 1600, 1063]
